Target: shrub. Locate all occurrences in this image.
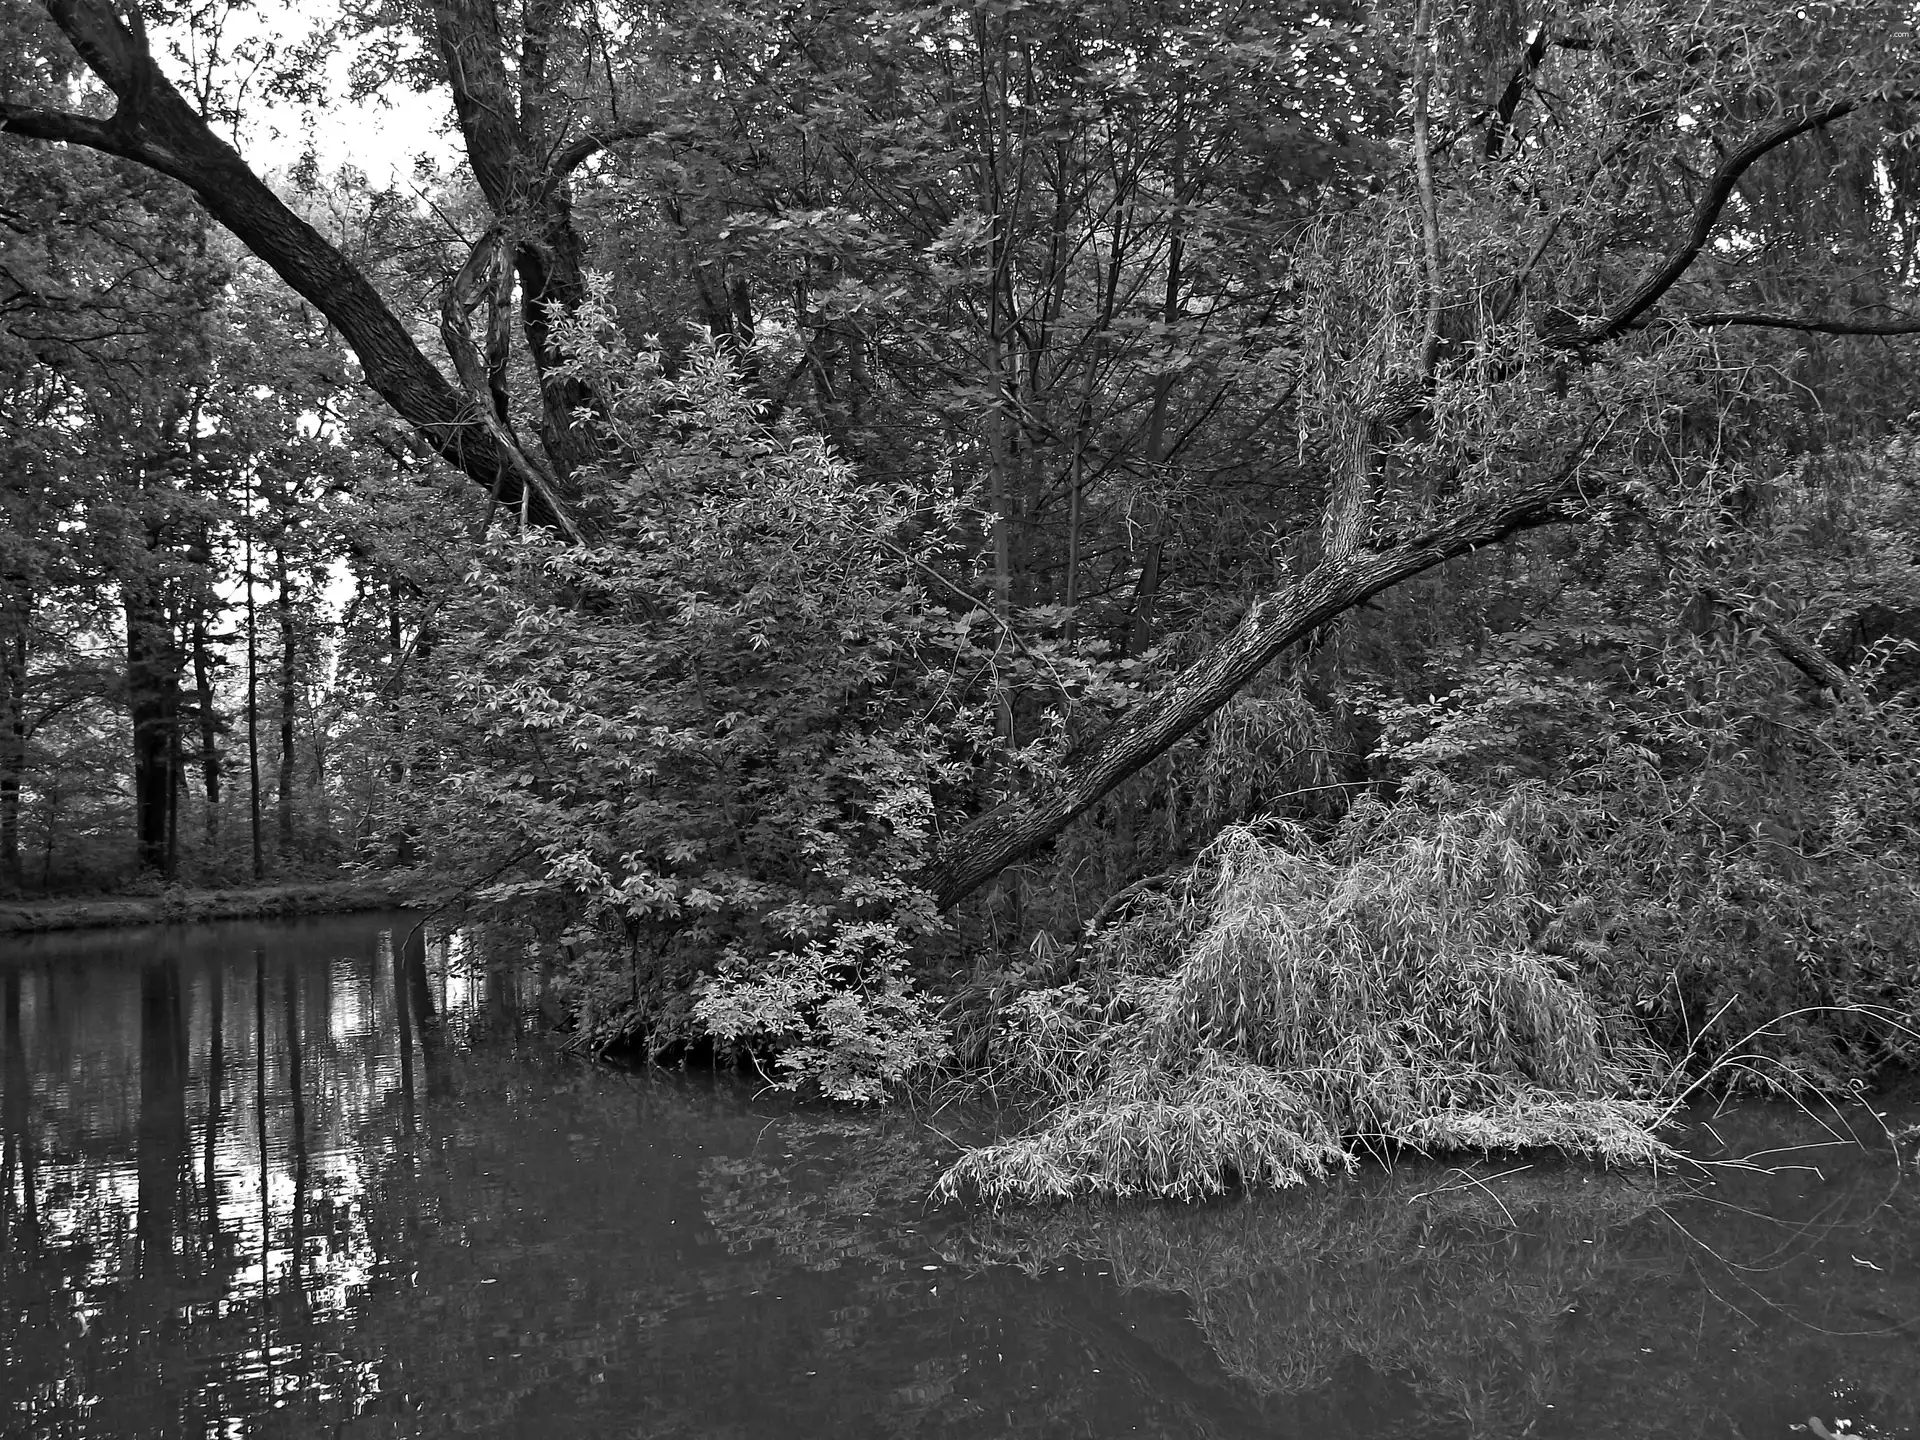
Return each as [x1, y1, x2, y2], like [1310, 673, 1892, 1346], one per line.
[373, 304, 1012, 1092]
[941, 800, 1670, 1202]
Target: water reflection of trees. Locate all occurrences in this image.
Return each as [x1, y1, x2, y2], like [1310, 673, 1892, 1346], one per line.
[5, 921, 1917, 1439]
[0, 915, 492, 1436]
[957, 1145, 1920, 1439]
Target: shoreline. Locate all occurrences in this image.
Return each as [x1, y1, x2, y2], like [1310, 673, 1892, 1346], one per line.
[0, 878, 422, 936]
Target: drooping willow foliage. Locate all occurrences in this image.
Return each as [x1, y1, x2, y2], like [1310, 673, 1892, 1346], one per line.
[942, 801, 1672, 1202]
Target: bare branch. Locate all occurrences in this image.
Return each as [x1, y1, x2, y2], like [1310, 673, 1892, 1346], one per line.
[1570, 98, 1866, 346]
[544, 112, 658, 189]
[1656, 309, 1920, 336]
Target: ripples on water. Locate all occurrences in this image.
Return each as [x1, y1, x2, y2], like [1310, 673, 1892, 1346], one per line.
[0, 912, 1915, 1437]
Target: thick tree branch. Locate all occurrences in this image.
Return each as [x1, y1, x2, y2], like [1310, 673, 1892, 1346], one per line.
[9, 0, 570, 526]
[1697, 586, 1864, 700]
[926, 444, 1600, 909]
[0, 101, 125, 153]
[431, 0, 529, 215]
[1571, 98, 1864, 346]
[428, 0, 601, 477]
[1485, 28, 1550, 159]
[545, 113, 660, 188]
[1658, 309, 1920, 336]
[42, 0, 146, 93]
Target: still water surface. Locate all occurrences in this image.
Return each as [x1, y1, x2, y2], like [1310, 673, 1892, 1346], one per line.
[1, 912, 1916, 1438]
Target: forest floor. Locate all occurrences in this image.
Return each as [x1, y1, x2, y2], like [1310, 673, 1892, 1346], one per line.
[0, 877, 420, 935]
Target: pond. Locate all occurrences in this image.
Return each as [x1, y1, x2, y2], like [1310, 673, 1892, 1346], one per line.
[1, 912, 1915, 1438]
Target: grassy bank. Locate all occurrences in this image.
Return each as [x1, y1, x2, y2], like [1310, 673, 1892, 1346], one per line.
[0, 877, 421, 936]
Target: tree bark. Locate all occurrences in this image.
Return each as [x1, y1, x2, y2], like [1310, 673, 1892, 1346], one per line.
[124, 558, 180, 876]
[136, 957, 188, 1273]
[429, 0, 600, 476]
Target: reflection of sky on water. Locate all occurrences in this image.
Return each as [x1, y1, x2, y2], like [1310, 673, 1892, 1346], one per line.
[3, 913, 1918, 1440]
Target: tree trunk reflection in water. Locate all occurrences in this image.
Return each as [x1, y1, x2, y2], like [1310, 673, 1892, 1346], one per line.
[285, 968, 309, 1314]
[403, 925, 443, 1101]
[481, 929, 520, 1044]
[202, 960, 223, 1259]
[3, 917, 1912, 1438]
[136, 958, 187, 1280]
[391, 928, 417, 1135]
[2, 970, 40, 1254]
[252, 947, 275, 1400]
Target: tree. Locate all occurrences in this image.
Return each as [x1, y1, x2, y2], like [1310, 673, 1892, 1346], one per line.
[2, 0, 568, 521]
[8, 0, 1920, 941]
[923, 3, 1920, 904]
[1, 90, 230, 878]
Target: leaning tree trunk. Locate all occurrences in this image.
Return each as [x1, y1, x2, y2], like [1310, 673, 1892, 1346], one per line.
[1, 0, 584, 525]
[924, 460, 1590, 909]
[925, 95, 1881, 911]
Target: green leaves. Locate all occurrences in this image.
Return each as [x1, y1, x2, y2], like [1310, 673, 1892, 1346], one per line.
[373, 321, 1007, 1084]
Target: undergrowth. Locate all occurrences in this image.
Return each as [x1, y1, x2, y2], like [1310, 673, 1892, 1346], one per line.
[939, 796, 1671, 1203]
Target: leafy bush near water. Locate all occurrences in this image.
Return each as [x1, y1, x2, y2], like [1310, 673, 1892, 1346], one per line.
[940, 801, 1673, 1202]
[371, 311, 1023, 1092]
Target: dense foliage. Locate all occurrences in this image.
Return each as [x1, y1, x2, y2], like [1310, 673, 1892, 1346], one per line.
[376, 318, 1015, 1092]
[6, 0, 1920, 1190]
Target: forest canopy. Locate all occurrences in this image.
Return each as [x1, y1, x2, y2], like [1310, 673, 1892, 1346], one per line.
[5, 0, 1920, 1192]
